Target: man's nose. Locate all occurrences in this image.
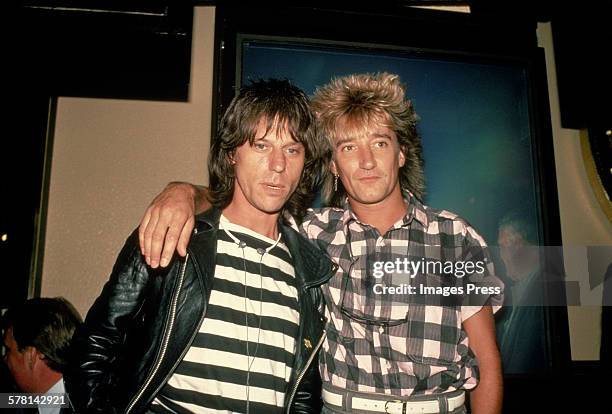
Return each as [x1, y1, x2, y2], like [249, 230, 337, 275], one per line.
[359, 147, 376, 170]
[269, 148, 287, 173]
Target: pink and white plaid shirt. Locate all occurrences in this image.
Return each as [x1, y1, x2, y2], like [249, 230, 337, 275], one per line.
[294, 194, 503, 396]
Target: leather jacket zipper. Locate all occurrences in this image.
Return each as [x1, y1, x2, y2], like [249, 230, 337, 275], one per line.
[148, 259, 210, 402]
[125, 254, 190, 414]
[284, 330, 326, 413]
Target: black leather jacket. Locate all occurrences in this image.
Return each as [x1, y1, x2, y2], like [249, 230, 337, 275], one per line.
[67, 208, 336, 414]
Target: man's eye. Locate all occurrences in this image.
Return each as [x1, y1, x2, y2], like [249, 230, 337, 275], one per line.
[374, 141, 388, 148]
[341, 145, 355, 152]
[254, 143, 267, 150]
[286, 147, 302, 155]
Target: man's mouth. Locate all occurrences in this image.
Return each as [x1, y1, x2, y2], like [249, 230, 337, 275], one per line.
[358, 175, 380, 182]
[262, 182, 285, 190]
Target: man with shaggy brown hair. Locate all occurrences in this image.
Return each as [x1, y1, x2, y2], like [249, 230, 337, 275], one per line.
[68, 79, 335, 414]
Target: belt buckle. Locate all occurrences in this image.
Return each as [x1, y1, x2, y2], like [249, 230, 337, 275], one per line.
[384, 399, 404, 414]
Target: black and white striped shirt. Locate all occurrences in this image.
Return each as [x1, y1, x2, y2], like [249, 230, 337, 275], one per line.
[152, 216, 300, 413]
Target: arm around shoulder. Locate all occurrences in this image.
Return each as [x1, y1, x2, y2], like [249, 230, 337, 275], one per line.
[138, 181, 210, 268]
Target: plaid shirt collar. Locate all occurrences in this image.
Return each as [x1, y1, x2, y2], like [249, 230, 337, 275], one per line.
[339, 190, 429, 232]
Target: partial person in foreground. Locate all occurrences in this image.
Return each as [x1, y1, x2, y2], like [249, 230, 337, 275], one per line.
[2, 296, 82, 413]
[140, 73, 504, 413]
[68, 79, 336, 414]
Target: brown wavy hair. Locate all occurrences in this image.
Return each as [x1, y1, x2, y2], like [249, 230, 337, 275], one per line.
[208, 79, 330, 223]
[311, 72, 425, 206]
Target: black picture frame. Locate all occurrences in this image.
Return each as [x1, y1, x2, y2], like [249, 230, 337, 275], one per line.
[210, 2, 571, 406]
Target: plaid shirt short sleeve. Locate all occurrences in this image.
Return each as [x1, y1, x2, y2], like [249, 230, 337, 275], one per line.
[297, 195, 504, 397]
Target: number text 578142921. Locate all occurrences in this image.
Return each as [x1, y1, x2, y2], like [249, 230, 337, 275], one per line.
[0, 393, 68, 408]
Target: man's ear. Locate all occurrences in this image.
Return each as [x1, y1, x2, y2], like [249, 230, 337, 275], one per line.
[228, 150, 238, 165]
[398, 147, 406, 168]
[24, 347, 38, 370]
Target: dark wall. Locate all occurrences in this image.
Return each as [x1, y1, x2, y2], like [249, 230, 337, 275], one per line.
[2, 2, 193, 307]
[472, 0, 611, 129]
[551, 5, 611, 129]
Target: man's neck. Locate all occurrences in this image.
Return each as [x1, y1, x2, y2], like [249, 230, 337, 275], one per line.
[31, 370, 63, 394]
[348, 186, 408, 234]
[507, 248, 540, 282]
[222, 205, 280, 239]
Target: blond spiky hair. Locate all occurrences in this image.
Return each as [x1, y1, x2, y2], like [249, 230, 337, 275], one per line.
[311, 72, 425, 206]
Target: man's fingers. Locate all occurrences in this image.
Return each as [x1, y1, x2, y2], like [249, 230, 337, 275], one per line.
[176, 216, 195, 258]
[138, 209, 152, 255]
[138, 182, 198, 267]
[149, 211, 174, 268]
[159, 224, 182, 267]
[143, 208, 161, 266]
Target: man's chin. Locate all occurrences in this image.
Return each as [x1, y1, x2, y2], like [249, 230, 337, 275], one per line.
[349, 192, 388, 205]
[254, 200, 290, 215]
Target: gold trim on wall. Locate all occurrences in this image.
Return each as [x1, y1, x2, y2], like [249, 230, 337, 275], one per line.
[580, 129, 612, 223]
[28, 97, 57, 299]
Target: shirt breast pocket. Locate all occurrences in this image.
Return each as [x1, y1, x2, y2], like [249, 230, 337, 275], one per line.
[404, 303, 461, 367]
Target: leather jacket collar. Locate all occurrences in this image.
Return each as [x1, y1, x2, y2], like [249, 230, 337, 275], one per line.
[190, 207, 336, 290]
